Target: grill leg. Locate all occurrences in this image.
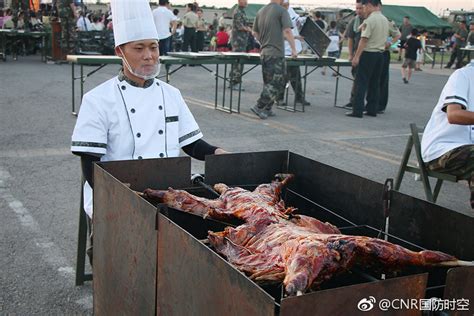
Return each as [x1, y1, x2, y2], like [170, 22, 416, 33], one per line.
[72, 63, 76, 116]
[394, 135, 413, 190]
[76, 178, 92, 285]
[432, 179, 444, 203]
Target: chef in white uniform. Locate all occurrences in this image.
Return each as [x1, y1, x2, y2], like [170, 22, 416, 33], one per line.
[71, 0, 225, 219]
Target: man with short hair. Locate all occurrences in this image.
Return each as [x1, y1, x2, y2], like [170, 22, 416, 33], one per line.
[398, 16, 412, 61]
[251, 0, 297, 119]
[195, 8, 206, 51]
[182, 3, 198, 52]
[378, 13, 400, 113]
[401, 28, 421, 84]
[467, 22, 474, 46]
[421, 64, 474, 210]
[152, 0, 177, 56]
[343, 0, 364, 108]
[320, 14, 328, 31]
[230, 0, 252, 90]
[218, 12, 227, 28]
[446, 20, 468, 69]
[347, 0, 388, 118]
[278, 0, 310, 106]
[71, 0, 225, 262]
[212, 12, 219, 31]
[312, 10, 325, 30]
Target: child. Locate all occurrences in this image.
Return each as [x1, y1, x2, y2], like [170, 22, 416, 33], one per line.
[323, 21, 343, 76]
[401, 28, 422, 84]
[215, 26, 230, 51]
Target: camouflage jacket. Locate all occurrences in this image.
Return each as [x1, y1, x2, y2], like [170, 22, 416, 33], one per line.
[231, 6, 249, 52]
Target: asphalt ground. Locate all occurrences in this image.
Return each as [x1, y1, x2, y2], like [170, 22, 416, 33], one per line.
[0, 55, 472, 314]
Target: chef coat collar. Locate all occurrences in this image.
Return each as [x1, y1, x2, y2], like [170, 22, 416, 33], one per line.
[118, 69, 155, 88]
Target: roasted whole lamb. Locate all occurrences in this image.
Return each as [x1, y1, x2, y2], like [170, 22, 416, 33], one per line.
[143, 174, 472, 296]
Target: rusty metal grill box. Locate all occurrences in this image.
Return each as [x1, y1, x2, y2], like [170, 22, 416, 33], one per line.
[92, 151, 474, 315]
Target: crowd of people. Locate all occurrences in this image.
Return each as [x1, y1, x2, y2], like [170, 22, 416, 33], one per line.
[2, 0, 470, 69]
[150, 0, 474, 209]
[1, 0, 472, 210]
[1, 0, 465, 115]
[0, 7, 45, 31]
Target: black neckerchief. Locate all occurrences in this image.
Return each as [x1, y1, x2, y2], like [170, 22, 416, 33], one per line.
[118, 69, 154, 88]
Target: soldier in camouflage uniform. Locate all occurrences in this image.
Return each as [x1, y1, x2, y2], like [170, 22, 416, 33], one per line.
[230, 0, 251, 89]
[58, 0, 76, 56]
[427, 145, 474, 208]
[427, 146, 474, 183]
[251, 0, 296, 119]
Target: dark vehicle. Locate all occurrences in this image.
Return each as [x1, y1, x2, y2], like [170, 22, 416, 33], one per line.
[311, 7, 353, 23]
[447, 10, 474, 25]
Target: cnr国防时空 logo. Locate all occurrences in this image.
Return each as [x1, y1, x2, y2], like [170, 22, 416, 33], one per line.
[356, 297, 470, 312]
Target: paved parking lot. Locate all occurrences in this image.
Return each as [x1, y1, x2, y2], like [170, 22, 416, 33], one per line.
[0, 56, 470, 314]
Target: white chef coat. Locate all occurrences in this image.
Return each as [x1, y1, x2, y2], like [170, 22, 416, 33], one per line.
[421, 64, 474, 163]
[71, 76, 203, 218]
[152, 6, 177, 40]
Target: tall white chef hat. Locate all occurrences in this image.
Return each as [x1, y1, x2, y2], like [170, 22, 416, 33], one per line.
[111, 0, 159, 47]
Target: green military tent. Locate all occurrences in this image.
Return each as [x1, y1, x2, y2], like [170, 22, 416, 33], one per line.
[226, 4, 451, 30]
[381, 5, 451, 30]
[227, 3, 264, 21]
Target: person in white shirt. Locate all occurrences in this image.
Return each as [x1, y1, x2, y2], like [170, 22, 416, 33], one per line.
[421, 64, 474, 209]
[276, 0, 310, 107]
[72, 0, 226, 221]
[90, 15, 105, 31]
[152, 0, 177, 56]
[323, 20, 343, 76]
[76, 11, 92, 31]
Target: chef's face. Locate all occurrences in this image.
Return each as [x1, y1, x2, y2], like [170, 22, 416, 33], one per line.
[116, 39, 160, 80]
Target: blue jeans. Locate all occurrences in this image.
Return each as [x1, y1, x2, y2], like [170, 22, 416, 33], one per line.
[159, 36, 172, 56]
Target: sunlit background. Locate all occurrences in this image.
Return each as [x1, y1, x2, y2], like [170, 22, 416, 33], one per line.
[84, 0, 472, 16]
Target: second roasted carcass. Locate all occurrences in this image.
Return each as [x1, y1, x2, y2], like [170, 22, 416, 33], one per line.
[143, 174, 472, 296]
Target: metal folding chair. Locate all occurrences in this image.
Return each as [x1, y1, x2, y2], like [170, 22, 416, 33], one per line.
[394, 123, 458, 203]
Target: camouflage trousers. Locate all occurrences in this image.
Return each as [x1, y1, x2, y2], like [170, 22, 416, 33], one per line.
[230, 46, 246, 85]
[230, 63, 244, 85]
[283, 65, 304, 101]
[426, 145, 474, 208]
[256, 56, 286, 110]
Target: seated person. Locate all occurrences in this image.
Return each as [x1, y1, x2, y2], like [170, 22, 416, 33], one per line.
[29, 11, 43, 31]
[19, 12, 26, 29]
[2, 8, 13, 29]
[91, 15, 105, 31]
[0, 9, 4, 29]
[421, 63, 474, 209]
[216, 26, 229, 49]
